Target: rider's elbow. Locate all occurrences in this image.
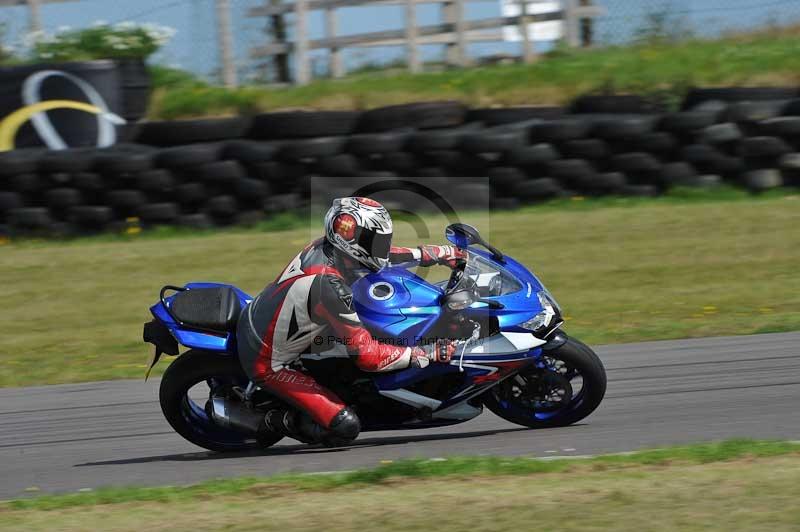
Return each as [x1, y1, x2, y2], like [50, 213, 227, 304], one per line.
[353, 356, 383, 372]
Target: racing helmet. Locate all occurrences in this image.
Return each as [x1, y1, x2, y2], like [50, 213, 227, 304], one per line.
[324, 197, 393, 271]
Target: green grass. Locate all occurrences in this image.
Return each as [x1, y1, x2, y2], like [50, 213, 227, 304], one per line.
[1, 191, 799, 387]
[6, 439, 799, 510]
[148, 28, 800, 118]
[2, 440, 799, 532]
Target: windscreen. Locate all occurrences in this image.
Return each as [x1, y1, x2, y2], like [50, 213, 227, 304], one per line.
[454, 253, 523, 297]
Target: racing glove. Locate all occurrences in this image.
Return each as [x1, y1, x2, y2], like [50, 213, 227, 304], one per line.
[410, 339, 458, 368]
[418, 245, 467, 269]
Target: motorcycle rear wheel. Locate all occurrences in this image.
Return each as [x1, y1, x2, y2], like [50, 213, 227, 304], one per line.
[159, 349, 283, 452]
[482, 337, 606, 428]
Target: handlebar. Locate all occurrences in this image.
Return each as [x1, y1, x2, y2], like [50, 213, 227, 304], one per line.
[443, 252, 505, 310]
[444, 256, 469, 294]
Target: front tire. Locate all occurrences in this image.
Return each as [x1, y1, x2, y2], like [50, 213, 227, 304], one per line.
[483, 337, 606, 428]
[159, 349, 282, 452]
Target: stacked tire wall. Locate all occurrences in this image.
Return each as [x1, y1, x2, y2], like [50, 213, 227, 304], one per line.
[2, 88, 800, 237]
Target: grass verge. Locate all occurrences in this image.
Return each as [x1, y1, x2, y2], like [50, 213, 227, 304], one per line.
[1, 190, 799, 387]
[2, 440, 799, 531]
[149, 27, 800, 118]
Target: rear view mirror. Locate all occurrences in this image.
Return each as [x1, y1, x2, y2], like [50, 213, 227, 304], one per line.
[445, 223, 505, 262]
[445, 223, 480, 248]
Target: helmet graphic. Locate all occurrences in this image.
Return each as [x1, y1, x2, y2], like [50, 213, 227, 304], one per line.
[324, 197, 393, 271]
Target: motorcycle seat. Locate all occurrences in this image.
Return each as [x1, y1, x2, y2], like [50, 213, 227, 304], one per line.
[170, 286, 241, 332]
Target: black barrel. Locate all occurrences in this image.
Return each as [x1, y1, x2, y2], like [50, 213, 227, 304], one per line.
[0, 60, 122, 149]
[116, 58, 151, 122]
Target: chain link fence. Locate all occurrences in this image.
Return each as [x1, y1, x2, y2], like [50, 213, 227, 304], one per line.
[2, 0, 800, 84]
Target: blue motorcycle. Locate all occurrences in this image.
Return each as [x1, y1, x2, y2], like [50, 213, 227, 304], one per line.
[144, 223, 607, 452]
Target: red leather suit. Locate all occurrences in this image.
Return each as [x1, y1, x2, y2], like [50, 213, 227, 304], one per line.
[237, 238, 460, 429]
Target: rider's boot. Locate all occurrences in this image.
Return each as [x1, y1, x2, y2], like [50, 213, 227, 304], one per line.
[321, 407, 361, 447]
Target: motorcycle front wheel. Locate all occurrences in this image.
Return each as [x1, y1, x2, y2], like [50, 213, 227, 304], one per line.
[482, 337, 606, 428]
[159, 349, 283, 452]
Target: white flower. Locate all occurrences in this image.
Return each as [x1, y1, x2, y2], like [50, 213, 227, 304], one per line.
[115, 21, 136, 30]
[21, 30, 47, 48]
[41, 34, 60, 45]
[142, 23, 176, 43]
[93, 20, 108, 27]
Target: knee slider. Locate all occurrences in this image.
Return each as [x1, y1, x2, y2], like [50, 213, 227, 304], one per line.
[328, 407, 361, 440]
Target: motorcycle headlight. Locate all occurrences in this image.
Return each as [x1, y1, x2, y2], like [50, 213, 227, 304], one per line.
[520, 291, 561, 335]
[541, 288, 562, 316]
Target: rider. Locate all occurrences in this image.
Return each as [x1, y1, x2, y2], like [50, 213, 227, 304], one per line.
[237, 197, 465, 446]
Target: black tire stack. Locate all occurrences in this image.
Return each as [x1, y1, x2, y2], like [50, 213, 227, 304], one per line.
[2, 91, 800, 237]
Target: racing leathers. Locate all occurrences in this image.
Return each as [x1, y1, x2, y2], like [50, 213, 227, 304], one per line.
[236, 239, 464, 442]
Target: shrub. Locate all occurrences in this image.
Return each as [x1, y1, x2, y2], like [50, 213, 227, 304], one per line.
[26, 22, 176, 62]
[149, 65, 207, 90]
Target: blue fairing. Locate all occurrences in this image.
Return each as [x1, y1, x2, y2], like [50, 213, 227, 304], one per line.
[352, 267, 443, 345]
[149, 241, 568, 432]
[155, 249, 545, 355]
[150, 282, 252, 353]
[465, 248, 547, 330]
[351, 247, 547, 344]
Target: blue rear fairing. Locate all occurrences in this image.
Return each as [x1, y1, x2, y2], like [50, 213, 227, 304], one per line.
[150, 282, 252, 353]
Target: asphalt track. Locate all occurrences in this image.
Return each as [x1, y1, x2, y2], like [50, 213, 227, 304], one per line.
[1, 332, 798, 499]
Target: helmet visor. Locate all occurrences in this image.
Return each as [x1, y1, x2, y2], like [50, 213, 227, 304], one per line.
[354, 227, 392, 267]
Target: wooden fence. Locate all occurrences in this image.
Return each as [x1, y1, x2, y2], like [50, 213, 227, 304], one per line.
[248, 0, 603, 85]
[5, 0, 602, 88]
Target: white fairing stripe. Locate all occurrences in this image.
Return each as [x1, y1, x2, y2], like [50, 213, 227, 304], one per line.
[501, 332, 547, 351]
[461, 332, 545, 356]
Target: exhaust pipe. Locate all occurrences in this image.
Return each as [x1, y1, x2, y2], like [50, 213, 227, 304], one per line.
[208, 397, 263, 434]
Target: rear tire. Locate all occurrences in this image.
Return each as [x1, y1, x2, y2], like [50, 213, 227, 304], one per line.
[483, 337, 606, 428]
[159, 350, 282, 452]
